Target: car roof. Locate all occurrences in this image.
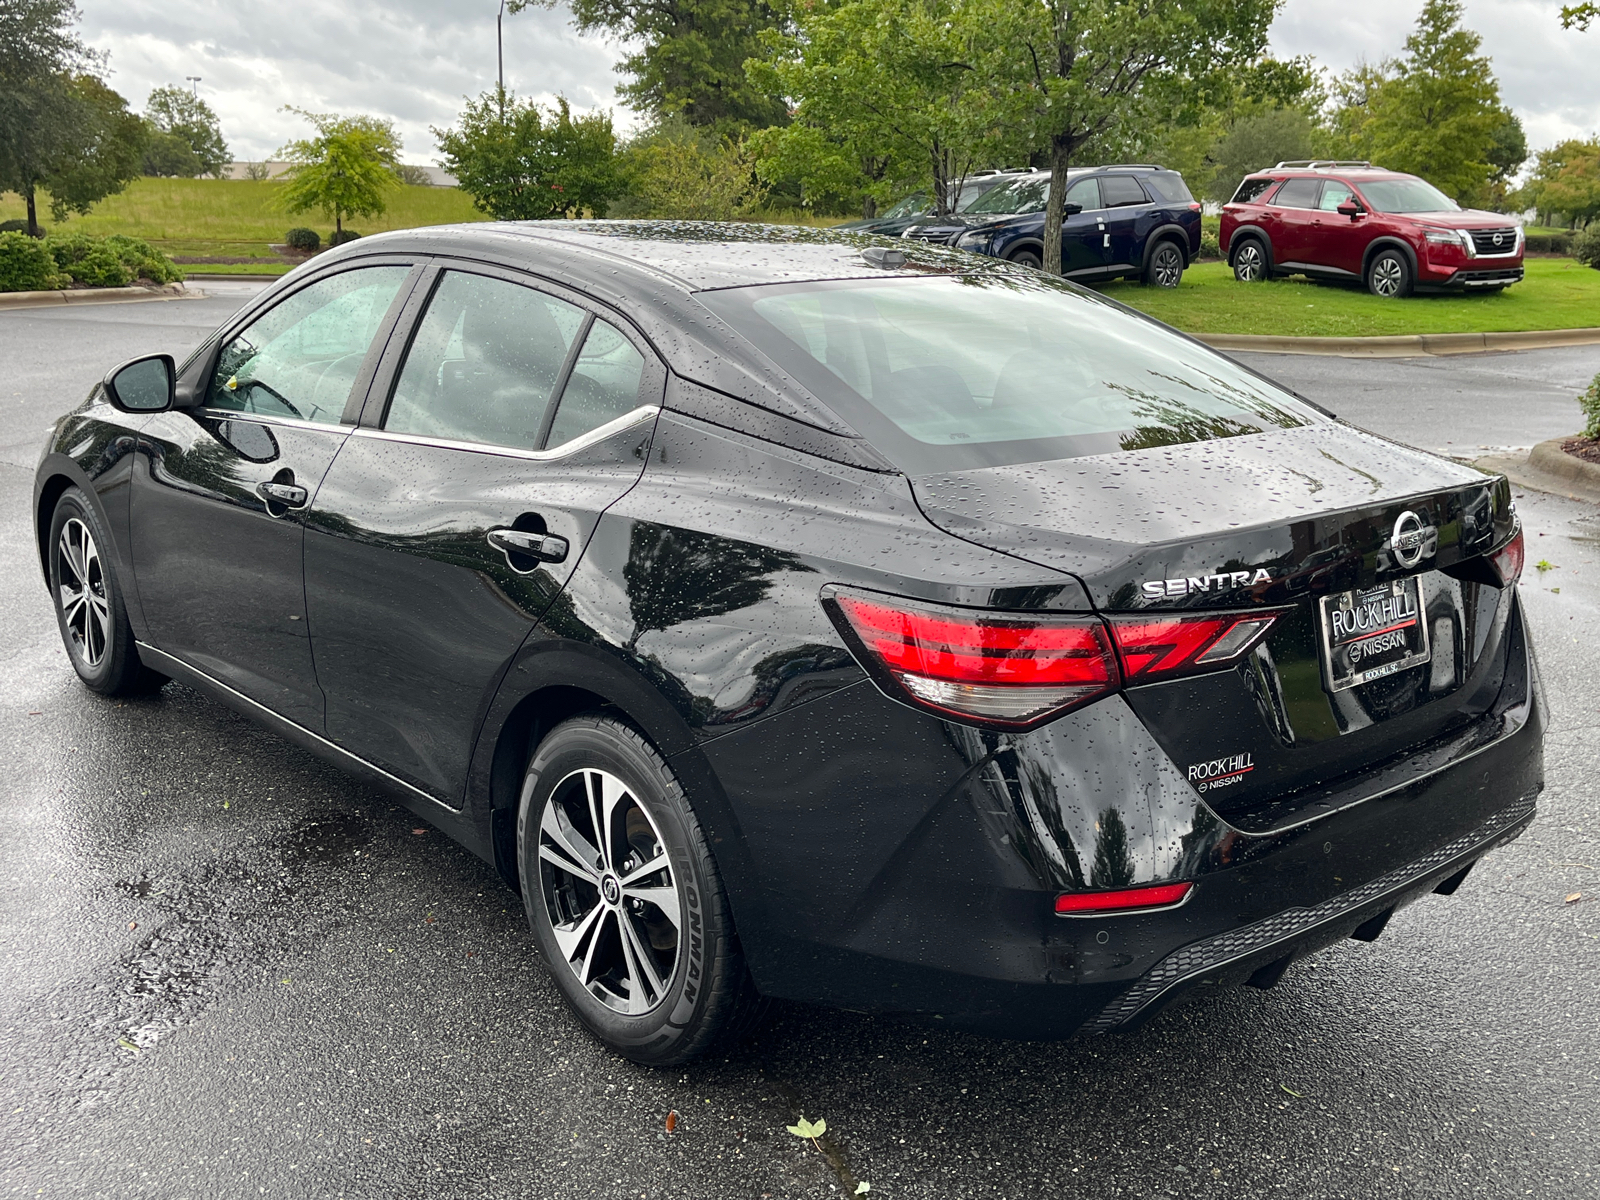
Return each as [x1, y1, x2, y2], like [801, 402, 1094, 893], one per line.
[1250, 164, 1415, 182]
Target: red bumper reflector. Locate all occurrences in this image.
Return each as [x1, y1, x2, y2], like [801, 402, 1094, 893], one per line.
[1055, 882, 1193, 915]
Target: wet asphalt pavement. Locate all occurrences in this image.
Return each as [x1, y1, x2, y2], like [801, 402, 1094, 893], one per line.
[2, 287, 1597, 1200]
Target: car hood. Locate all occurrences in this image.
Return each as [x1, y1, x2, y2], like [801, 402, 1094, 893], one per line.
[909, 421, 1510, 611]
[1406, 209, 1518, 229]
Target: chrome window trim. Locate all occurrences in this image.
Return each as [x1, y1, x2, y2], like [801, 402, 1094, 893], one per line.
[349, 404, 660, 461]
[193, 407, 355, 434]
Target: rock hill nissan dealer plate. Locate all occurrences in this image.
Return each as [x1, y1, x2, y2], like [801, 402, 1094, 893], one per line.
[34, 223, 1542, 1063]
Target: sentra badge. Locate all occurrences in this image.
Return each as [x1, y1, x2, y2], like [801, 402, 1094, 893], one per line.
[1188, 752, 1255, 793]
[1141, 568, 1272, 600]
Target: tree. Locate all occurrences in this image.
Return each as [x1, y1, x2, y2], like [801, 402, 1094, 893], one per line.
[619, 113, 764, 219]
[1329, 0, 1502, 204]
[434, 89, 622, 219]
[752, 0, 1017, 220]
[1524, 139, 1600, 228]
[39, 73, 145, 220]
[141, 129, 200, 177]
[977, 0, 1279, 275]
[144, 84, 229, 176]
[0, 0, 95, 235]
[276, 108, 402, 237]
[513, 0, 787, 134]
[1201, 106, 1319, 203]
[1559, 3, 1595, 30]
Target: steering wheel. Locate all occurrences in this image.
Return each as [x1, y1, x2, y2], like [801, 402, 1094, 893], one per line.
[243, 380, 304, 420]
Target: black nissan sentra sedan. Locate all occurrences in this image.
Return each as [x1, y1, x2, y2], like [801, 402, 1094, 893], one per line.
[33, 223, 1542, 1064]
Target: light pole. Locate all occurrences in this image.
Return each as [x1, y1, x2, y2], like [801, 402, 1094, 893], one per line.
[186, 75, 201, 96]
[497, 0, 506, 100]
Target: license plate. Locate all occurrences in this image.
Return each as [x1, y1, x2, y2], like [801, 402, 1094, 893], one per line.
[1318, 577, 1431, 692]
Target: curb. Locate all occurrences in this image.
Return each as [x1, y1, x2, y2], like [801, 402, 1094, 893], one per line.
[1198, 327, 1600, 358]
[0, 282, 193, 311]
[1474, 436, 1600, 504]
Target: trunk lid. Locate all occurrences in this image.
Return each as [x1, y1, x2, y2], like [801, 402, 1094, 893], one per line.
[911, 422, 1518, 819]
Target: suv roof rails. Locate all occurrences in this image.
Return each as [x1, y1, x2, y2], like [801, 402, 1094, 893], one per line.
[1095, 163, 1165, 171]
[1272, 160, 1379, 170]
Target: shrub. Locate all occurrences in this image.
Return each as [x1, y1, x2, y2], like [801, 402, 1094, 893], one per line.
[1582, 373, 1600, 440]
[1198, 231, 1221, 260]
[0, 232, 66, 291]
[43, 232, 181, 287]
[328, 229, 362, 246]
[1574, 225, 1600, 269]
[0, 219, 44, 236]
[285, 227, 321, 252]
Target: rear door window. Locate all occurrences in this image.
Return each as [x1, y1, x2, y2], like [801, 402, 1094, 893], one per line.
[383, 270, 585, 451]
[1099, 176, 1151, 207]
[1269, 178, 1322, 208]
[545, 319, 649, 449]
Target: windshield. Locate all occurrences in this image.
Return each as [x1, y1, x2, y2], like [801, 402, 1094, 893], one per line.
[964, 175, 1049, 216]
[878, 192, 930, 220]
[1357, 178, 1459, 213]
[698, 275, 1318, 474]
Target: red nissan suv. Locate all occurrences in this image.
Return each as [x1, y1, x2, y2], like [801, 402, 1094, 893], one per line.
[1220, 162, 1524, 297]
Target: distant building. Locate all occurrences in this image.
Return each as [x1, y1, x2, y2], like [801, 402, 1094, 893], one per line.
[220, 162, 458, 187]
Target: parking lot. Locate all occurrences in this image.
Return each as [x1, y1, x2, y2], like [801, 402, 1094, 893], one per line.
[2, 286, 1597, 1199]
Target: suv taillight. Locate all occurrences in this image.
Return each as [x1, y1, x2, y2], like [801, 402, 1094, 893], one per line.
[1491, 528, 1524, 586]
[824, 587, 1281, 729]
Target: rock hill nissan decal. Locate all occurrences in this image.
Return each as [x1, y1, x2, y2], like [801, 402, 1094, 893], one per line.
[1141, 569, 1273, 600]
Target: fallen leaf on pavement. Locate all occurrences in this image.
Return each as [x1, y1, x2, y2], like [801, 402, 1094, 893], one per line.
[787, 1116, 826, 1139]
[1566, 892, 1583, 904]
[665, 1110, 677, 1133]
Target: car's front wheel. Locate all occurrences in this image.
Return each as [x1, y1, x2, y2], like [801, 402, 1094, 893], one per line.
[517, 715, 762, 1064]
[1231, 238, 1269, 282]
[1366, 249, 1413, 298]
[48, 487, 167, 696]
[1145, 240, 1185, 287]
[1008, 248, 1043, 269]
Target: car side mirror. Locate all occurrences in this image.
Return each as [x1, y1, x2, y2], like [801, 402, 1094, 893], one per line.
[103, 354, 175, 414]
[1337, 202, 1363, 220]
[1063, 202, 1083, 216]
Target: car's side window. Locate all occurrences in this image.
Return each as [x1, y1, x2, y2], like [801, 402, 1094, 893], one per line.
[1064, 176, 1101, 211]
[209, 266, 411, 424]
[1099, 176, 1150, 207]
[1232, 177, 1277, 204]
[1318, 181, 1355, 211]
[384, 270, 585, 452]
[1270, 179, 1322, 209]
[545, 318, 648, 449]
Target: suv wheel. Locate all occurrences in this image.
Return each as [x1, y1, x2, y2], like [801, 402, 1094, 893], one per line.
[1231, 238, 1268, 282]
[1009, 248, 1043, 270]
[1366, 249, 1413, 298]
[1145, 240, 1184, 288]
[517, 715, 764, 1065]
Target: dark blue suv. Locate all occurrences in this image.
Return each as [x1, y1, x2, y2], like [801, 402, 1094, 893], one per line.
[944, 166, 1201, 287]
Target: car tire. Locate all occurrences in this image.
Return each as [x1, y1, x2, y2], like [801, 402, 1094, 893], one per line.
[48, 487, 168, 697]
[1231, 237, 1269, 282]
[1366, 248, 1413, 298]
[1144, 239, 1185, 287]
[517, 714, 764, 1065]
[1008, 248, 1043, 270]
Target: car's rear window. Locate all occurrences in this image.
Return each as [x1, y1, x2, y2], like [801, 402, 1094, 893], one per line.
[697, 275, 1317, 474]
[1231, 177, 1277, 204]
[1145, 171, 1194, 203]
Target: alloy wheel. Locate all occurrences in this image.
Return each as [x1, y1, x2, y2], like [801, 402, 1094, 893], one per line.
[1371, 256, 1405, 297]
[537, 768, 682, 1016]
[58, 518, 110, 669]
[1233, 242, 1264, 282]
[1152, 243, 1183, 287]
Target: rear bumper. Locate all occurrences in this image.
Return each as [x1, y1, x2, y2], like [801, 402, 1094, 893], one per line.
[695, 595, 1543, 1040]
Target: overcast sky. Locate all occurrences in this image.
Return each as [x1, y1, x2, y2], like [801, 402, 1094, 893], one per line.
[80, 0, 1597, 166]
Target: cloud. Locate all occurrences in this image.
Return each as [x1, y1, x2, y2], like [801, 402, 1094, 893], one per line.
[1270, 0, 1600, 149]
[79, 0, 1600, 167]
[80, 0, 632, 163]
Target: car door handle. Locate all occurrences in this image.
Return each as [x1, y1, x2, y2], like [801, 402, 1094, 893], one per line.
[256, 481, 308, 508]
[487, 527, 569, 566]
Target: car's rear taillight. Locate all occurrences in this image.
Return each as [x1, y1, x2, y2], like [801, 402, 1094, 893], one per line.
[824, 587, 1119, 729]
[1106, 612, 1279, 683]
[1055, 882, 1193, 915]
[1490, 528, 1524, 586]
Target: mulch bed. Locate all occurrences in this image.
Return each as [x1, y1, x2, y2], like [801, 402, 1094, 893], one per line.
[1561, 436, 1600, 465]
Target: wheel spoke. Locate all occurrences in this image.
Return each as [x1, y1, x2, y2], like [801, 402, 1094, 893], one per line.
[576, 907, 611, 989]
[619, 851, 667, 887]
[623, 883, 680, 931]
[618, 912, 666, 1010]
[552, 899, 606, 971]
[540, 803, 601, 881]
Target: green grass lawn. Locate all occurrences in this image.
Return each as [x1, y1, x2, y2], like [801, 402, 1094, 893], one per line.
[1100, 258, 1600, 337]
[0, 177, 490, 274]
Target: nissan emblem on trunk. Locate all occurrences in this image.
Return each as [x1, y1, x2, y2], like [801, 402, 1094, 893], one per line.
[1389, 510, 1434, 569]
